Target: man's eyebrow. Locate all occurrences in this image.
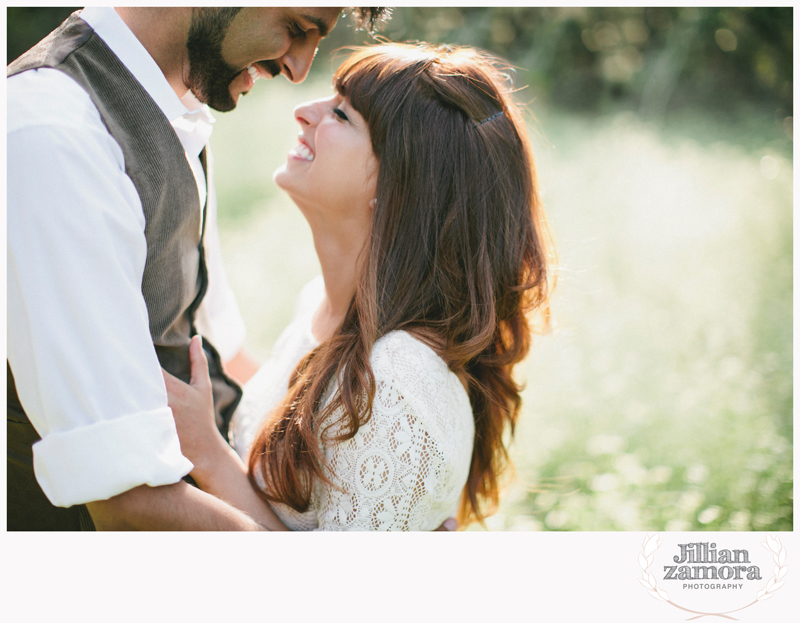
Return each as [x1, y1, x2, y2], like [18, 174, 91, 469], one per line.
[299, 14, 333, 37]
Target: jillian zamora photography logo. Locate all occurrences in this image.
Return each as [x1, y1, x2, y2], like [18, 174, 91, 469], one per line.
[637, 533, 788, 619]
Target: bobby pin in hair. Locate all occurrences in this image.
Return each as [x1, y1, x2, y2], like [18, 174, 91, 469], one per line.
[473, 111, 504, 127]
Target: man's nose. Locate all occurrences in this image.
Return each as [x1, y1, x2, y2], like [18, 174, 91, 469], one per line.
[280, 36, 321, 84]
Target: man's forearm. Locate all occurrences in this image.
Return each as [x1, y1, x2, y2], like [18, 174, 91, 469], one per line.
[86, 480, 268, 531]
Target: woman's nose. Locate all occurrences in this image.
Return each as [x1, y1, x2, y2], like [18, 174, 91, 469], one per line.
[294, 101, 320, 127]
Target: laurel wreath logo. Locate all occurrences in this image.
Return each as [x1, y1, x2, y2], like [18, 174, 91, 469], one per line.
[638, 533, 788, 620]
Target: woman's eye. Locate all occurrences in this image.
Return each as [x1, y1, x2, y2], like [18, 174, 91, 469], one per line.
[332, 108, 349, 121]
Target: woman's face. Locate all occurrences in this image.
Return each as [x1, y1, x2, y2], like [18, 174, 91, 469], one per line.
[274, 94, 378, 227]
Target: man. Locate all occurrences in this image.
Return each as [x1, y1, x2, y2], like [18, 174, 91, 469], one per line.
[7, 7, 388, 531]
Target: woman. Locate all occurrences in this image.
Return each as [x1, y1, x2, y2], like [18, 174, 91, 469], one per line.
[165, 42, 553, 530]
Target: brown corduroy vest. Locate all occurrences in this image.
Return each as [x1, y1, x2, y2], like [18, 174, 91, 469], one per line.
[7, 12, 242, 530]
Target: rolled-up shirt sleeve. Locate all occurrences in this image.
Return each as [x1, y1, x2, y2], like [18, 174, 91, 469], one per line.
[7, 70, 192, 507]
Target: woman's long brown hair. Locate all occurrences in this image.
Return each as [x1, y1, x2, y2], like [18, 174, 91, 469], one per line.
[248, 43, 554, 526]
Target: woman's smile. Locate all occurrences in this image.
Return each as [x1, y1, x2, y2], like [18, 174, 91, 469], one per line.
[288, 135, 315, 162]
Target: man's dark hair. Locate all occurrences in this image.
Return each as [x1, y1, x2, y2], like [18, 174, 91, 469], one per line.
[347, 7, 392, 32]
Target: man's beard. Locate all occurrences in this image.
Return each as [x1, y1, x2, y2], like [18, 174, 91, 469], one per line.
[185, 8, 279, 112]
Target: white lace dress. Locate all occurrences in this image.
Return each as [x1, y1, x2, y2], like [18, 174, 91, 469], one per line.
[230, 277, 475, 531]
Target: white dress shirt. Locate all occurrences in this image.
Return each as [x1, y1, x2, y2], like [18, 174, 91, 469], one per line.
[7, 7, 246, 507]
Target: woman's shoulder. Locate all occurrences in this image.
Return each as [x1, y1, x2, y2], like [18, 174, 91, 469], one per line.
[368, 331, 473, 436]
[370, 330, 449, 380]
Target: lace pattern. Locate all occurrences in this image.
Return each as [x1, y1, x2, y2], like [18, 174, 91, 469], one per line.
[231, 277, 475, 530]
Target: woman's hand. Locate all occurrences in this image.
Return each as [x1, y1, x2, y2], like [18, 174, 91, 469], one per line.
[162, 335, 227, 480]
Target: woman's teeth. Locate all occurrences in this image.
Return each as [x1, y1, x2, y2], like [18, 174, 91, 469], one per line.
[246, 65, 259, 82]
[290, 144, 314, 161]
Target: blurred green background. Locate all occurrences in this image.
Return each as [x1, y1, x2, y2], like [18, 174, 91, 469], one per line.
[10, 7, 792, 531]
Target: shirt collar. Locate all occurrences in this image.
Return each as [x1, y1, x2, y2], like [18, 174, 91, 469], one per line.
[80, 6, 194, 124]
[173, 91, 215, 158]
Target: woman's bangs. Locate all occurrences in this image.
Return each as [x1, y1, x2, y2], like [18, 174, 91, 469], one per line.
[333, 53, 387, 119]
[334, 46, 427, 122]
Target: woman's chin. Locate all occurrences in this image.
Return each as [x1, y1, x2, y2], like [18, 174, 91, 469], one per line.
[273, 164, 287, 186]
[275, 166, 302, 198]
[273, 167, 306, 211]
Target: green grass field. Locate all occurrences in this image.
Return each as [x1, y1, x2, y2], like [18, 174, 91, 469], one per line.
[211, 76, 792, 531]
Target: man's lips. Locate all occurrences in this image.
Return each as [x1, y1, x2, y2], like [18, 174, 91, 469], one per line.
[245, 64, 266, 83]
[247, 60, 281, 81]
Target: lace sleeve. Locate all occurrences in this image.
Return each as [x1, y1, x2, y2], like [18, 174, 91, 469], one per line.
[315, 332, 474, 531]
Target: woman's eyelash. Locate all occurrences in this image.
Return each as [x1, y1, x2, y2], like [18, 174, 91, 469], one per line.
[332, 108, 349, 121]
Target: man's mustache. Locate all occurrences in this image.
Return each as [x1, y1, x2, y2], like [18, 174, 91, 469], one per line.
[256, 60, 281, 78]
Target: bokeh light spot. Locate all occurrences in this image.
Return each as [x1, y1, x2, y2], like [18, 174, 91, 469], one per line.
[715, 28, 738, 52]
[759, 155, 780, 179]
